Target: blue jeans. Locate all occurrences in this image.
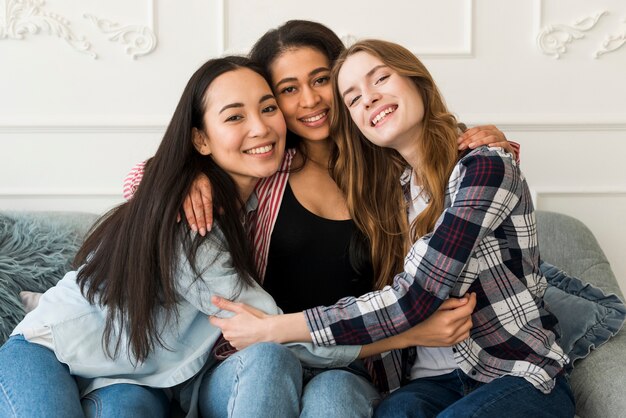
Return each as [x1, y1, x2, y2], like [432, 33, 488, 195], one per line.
[198, 342, 380, 418]
[374, 369, 575, 418]
[0, 336, 169, 418]
[301, 368, 380, 418]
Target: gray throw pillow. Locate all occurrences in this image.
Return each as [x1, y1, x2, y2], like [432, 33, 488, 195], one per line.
[0, 214, 83, 344]
[541, 261, 626, 366]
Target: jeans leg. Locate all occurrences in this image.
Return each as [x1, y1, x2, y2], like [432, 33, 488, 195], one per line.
[0, 335, 83, 418]
[82, 383, 170, 418]
[300, 369, 381, 418]
[374, 371, 463, 418]
[198, 342, 303, 418]
[438, 374, 576, 418]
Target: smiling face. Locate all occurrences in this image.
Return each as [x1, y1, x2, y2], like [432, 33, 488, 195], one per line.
[338, 51, 425, 158]
[195, 68, 286, 197]
[269, 47, 333, 142]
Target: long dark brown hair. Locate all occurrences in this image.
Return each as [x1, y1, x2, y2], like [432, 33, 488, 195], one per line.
[330, 40, 460, 288]
[74, 57, 266, 363]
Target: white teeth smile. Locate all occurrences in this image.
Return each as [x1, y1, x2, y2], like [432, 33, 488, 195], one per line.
[301, 111, 327, 123]
[371, 107, 396, 126]
[244, 144, 273, 155]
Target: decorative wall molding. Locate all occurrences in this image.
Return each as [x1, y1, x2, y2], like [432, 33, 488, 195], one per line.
[534, 0, 607, 59]
[0, 0, 96, 58]
[531, 188, 626, 211]
[2, 121, 626, 134]
[83, 0, 157, 60]
[594, 18, 626, 58]
[534, 0, 626, 59]
[472, 122, 626, 132]
[534, 188, 626, 196]
[0, 190, 123, 213]
[0, 189, 121, 198]
[0, 0, 158, 59]
[218, 0, 475, 58]
[0, 124, 167, 134]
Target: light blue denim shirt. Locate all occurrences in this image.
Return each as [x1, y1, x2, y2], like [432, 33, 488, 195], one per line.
[12, 194, 360, 397]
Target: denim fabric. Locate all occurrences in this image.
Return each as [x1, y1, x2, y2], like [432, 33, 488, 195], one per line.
[196, 342, 379, 418]
[0, 336, 168, 418]
[374, 369, 575, 418]
[301, 366, 380, 418]
[82, 384, 169, 418]
[0, 335, 83, 418]
[542, 261, 626, 365]
[198, 342, 302, 418]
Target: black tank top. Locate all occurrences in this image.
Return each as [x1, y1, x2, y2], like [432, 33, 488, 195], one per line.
[263, 182, 373, 313]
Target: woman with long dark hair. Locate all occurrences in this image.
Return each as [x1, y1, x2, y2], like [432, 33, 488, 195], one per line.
[0, 56, 361, 418]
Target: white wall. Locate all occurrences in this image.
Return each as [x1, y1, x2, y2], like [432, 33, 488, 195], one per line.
[1, 0, 625, 291]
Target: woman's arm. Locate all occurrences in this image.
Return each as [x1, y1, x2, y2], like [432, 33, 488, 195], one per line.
[211, 149, 522, 346]
[122, 160, 214, 235]
[122, 160, 147, 200]
[211, 293, 476, 352]
[304, 150, 522, 346]
[357, 294, 475, 358]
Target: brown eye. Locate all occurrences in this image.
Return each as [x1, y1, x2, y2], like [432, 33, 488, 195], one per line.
[313, 76, 330, 86]
[262, 105, 278, 113]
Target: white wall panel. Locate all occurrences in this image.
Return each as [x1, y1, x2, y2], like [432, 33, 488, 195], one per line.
[221, 0, 473, 57]
[501, 129, 626, 293]
[0, 129, 162, 212]
[0, 0, 221, 124]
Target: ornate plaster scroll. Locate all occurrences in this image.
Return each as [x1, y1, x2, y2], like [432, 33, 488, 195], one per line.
[0, 0, 96, 58]
[594, 18, 626, 58]
[537, 11, 606, 59]
[84, 13, 157, 59]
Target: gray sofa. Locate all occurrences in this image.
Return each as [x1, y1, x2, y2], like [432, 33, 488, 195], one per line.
[536, 211, 626, 418]
[0, 210, 624, 417]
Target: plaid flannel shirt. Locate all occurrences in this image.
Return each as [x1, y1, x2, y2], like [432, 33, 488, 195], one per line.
[304, 147, 567, 393]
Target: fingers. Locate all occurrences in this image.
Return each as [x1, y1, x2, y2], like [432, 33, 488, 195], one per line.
[451, 317, 473, 344]
[449, 293, 477, 319]
[466, 292, 477, 310]
[211, 295, 244, 313]
[489, 140, 514, 154]
[458, 125, 489, 141]
[198, 176, 213, 232]
[209, 315, 225, 329]
[448, 294, 475, 343]
[458, 125, 506, 150]
[201, 193, 213, 232]
[191, 186, 207, 236]
[460, 132, 502, 150]
[439, 296, 469, 310]
[182, 174, 214, 236]
[183, 195, 198, 233]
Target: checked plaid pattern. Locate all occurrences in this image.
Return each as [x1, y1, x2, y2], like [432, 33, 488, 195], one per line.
[304, 147, 568, 393]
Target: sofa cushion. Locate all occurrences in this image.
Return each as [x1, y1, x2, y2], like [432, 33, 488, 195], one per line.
[541, 261, 626, 366]
[0, 213, 92, 343]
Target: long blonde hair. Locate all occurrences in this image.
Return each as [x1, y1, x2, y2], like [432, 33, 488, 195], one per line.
[330, 39, 460, 288]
